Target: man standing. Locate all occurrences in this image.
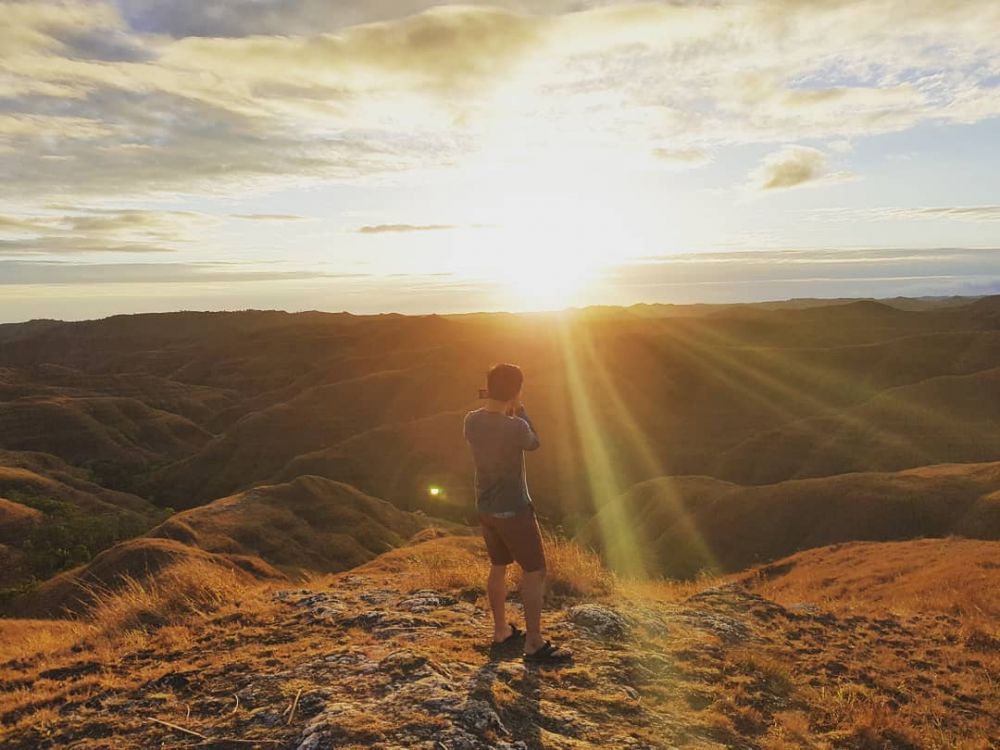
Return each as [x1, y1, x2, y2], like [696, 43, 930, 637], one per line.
[463, 363, 571, 663]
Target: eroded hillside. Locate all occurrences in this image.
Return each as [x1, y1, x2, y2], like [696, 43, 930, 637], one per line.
[1, 298, 999, 596]
[582, 462, 1000, 578]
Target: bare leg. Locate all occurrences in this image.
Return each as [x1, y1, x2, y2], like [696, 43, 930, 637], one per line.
[487, 564, 513, 641]
[520, 568, 547, 653]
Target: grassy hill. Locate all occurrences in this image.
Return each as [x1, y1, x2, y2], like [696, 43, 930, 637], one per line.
[737, 537, 1000, 619]
[1, 534, 995, 748]
[0, 298, 997, 524]
[148, 475, 455, 574]
[581, 462, 1000, 578]
[714, 367, 1000, 484]
[0, 451, 168, 599]
[6, 475, 452, 618]
[7, 536, 283, 619]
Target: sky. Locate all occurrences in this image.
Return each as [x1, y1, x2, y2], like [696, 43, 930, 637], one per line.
[1, 0, 999, 321]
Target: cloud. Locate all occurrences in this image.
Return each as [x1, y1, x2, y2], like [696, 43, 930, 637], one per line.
[9, 248, 995, 321]
[651, 147, 712, 168]
[0, 260, 369, 284]
[356, 223, 459, 234]
[885, 206, 1000, 222]
[115, 0, 587, 38]
[607, 247, 1000, 301]
[230, 213, 308, 221]
[1, 0, 1000, 203]
[751, 146, 831, 190]
[0, 238, 175, 255]
[154, 5, 543, 97]
[814, 206, 1000, 222]
[0, 207, 215, 255]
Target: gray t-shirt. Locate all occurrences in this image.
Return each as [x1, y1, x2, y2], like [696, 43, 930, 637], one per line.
[463, 406, 540, 515]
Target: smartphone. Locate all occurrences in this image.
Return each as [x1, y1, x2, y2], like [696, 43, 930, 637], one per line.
[478, 388, 490, 399]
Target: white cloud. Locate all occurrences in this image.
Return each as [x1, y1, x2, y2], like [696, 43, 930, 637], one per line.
[816, 206, 1000, 222]
[1, 0, 999, 202]
[0, 259, 370, 284]
[0, 207, 216, 255]
[651, 147, 712, 168]
[610, 247, 1000, 297]
[750, 146, 849, 191]
[357, 224, 460, 234]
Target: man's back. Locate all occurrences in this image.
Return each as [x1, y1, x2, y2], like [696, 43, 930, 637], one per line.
[463, 406, 540, 515]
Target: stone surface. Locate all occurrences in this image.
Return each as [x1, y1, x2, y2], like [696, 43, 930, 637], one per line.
[567, 603, 631, 639]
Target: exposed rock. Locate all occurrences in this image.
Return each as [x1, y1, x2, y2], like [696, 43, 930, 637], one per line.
[567, 603, 631, 639]
[457, 698, 507, 735]
[359, 588, 395, 605]
[399, 590, 458, 612]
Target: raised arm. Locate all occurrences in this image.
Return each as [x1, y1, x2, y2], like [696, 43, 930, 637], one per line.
[516, 405, 541, 451]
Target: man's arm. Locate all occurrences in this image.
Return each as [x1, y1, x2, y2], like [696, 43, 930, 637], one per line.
[516, 405, 540, 451]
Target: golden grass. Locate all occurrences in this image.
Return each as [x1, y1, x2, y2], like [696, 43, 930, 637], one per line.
[760, 710, 813, 750]
[619, 570, 720, 604]
[741, 538, 1000, 618]
[0, 618, 90, 663]
[540, 529, 616, 600]
[1, 557, 261, 675]
[79, 558, 256, 639]
[726, 650, 796, 699]
[361, 530, 617, 604]
[1, 532, 996, 750]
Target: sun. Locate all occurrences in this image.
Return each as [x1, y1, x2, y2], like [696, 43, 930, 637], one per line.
[444, 146, 680, 310]
[459, 188, 620, 309]
[503, 249, 602, 309]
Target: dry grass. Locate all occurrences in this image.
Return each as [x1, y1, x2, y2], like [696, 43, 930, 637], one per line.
[741, 538, 1000, 618]
[809, 685, 918, 749]
[79, 558, 256, 639]
[1, 557, 261, 675]
[0, 531, 997, 749]
[726, 650, 796, 699]
[760, 710, 813, 749]
[0, 618, 89, 663]
[0, 559, 278, 744]
[620, 570, 721, 604]
[360, 530, 616, 604]
[539, 529, 616, 600]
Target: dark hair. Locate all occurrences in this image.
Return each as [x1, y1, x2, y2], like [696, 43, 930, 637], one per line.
[486, 363, 523, 401]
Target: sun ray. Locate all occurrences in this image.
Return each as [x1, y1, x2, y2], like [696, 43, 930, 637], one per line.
[566, 319, 723, 577]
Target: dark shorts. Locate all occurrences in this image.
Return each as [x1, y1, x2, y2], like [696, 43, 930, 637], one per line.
[479, 505, 546, 573]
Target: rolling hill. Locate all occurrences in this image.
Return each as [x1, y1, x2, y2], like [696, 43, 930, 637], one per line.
[148, 475, 454, 574]
[581, 462, 1000, 578]
[737, 537, 1000, 618]
[1, 296, 999, 603]
[7, 475, 453, 617]
[7, 536, 283, 619]
[0, 450, 167, 598]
